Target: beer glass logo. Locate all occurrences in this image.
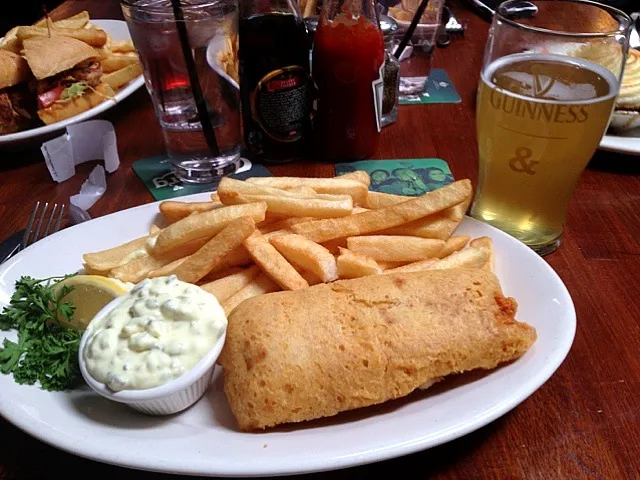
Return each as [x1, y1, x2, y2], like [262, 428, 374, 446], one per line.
[488, 88, 589, 124]
[508, 147, 538, 175]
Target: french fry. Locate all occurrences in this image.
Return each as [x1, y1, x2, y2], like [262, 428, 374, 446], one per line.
[429, 246, 490, 270]
[338, 170, 370, 188]
[152, 202, 266, 254]
[438, 235, 471, 258]
[160, 217, 256, 283]
[109, 39, 136, 53]
[199, 265, 261, 302]
[34, 11, 90, 29]
[376, 260, 410, 270]
[159, 200, 223, 223]
[211, 192, 221, 202]
[198, 266, 245, 284]
[270, 234, 338, 283]
[321, 237, 348, 255]
[346, 236, 445, 262]
[287, 186, 317, 196]
[220, 191, 353, 218]
[450, 195, 471, 222]
[215, 224, 298, 271]
[149, 224, 161, 235]
[3, 27, 18, 41]
[93, 46, 113, 62]
[258, 216, 314, 234]
[351, 206, 369, 214]
[110, 236, 211, 283]
[218, 246, 253, 270]
[382, 259, 439, 275]
[246, 176, 369, 205]
[336, 248, 382, 278]
[367, 191, 470, 237]
[303, 0, 317, 17]
[220, 177, 323, 199]
[470, 237, 494, 271]
[290, 180, 472, 243]
[147, 257, 187, 279]
[0, 37, 21, 54]
[221, 273, 281, 315]
[101, 54, 140, 73]
[378, 213, 459, 240]
[101, 62, 143, 90]
[16, 26, 108, 47]
[243, 230, 309, 290]
[299, 269, 323, 286]
[83, 235, 149, 271]
[111, 255, 176, 282]
[82, 263, 111, 276]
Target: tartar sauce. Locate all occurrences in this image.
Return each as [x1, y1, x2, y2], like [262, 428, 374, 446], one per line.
[83, 275, 227, 392]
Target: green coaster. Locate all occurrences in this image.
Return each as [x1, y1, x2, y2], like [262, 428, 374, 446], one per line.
[399, 69, 461, 105]
[132, 157, 272, 201]
[335, 158, 454, 196]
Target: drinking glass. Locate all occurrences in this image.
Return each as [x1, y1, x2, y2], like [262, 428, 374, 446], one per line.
[471, 0, 631, 255]
[122, 0, 241, 184]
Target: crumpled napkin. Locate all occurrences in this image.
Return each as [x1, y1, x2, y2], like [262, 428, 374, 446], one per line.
[41, 120, 119, 183]
[41, 120, 120, 224]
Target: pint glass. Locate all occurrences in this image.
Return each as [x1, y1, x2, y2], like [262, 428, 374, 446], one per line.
[470, 0, 631, 255]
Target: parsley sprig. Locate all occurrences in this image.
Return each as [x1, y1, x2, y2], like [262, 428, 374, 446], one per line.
[0, 275, 82, 391]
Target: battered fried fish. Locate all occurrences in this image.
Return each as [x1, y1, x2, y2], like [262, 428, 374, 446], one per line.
[218, 268, 537, 431]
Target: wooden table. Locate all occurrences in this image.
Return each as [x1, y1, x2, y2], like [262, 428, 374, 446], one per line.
[1, 1, 639, 478]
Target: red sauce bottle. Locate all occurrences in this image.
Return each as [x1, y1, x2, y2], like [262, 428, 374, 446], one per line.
[312, 3, 385, 160]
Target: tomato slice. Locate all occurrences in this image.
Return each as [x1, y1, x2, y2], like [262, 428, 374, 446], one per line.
[37, 86, 65, 109]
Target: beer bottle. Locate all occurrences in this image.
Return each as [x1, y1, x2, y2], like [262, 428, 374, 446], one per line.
[239, 0, 312, 163]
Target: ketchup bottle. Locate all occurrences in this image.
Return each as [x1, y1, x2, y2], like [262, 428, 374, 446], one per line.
[312, 0, 385, 160]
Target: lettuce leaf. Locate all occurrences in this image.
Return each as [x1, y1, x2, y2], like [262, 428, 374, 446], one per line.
[59, 82, 88, 101]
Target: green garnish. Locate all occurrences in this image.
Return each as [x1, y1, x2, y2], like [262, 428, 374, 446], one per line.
[59, 82, 88, 101]
[0, 275, 82, 391]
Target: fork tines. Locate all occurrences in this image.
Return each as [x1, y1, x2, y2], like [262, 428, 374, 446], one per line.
[22, 201, 66, 248]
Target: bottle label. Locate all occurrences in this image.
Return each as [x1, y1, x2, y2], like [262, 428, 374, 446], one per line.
[372, 63, 384, 132]
[251, 66, 308, 143]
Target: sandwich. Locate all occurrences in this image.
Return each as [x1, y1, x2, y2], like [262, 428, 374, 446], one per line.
[0, 50, 36, 135]
[219, 268, 537, 431]
[570, 44, 640, 131]
[614, 49, 640, 114]
[22, 35, 115, 125]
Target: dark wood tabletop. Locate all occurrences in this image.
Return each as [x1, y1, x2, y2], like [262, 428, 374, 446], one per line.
[1, 1, 639, 479]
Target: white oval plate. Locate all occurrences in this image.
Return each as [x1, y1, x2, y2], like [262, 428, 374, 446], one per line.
[0, 193, 576, 477]
[0, 20, 145, 148]
[600, 131, 640, 156]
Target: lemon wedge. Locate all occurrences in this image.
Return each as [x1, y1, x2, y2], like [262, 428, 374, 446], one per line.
[53, 275, 131, 329]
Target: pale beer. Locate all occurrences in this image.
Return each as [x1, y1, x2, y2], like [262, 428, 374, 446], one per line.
[471, 53, 617, 253]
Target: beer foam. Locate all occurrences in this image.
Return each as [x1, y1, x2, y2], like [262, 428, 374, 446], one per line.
[482, 52, 618, 105]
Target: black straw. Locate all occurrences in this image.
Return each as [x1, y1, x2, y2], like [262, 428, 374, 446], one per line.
[394, 0, 431, 60]
[170, 0, 220, 156]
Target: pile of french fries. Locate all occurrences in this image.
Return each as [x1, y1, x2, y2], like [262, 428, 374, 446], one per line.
[0, 11, 142, 96]
[82, 173, 494, 316]
[217, 33, 239, 84]
[298, 0, 318, 18]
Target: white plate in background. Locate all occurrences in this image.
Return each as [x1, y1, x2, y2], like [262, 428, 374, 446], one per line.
[0, 20, 145, 148]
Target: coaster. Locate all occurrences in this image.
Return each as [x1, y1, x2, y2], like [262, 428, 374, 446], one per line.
[132, 157, 272, 201]
[335, 158, 454, 196]
[399, 69, 461, 105]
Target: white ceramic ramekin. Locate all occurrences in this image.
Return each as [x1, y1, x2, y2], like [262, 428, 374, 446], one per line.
[78, 295, 226, 415]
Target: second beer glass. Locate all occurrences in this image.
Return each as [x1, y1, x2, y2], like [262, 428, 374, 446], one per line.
[471, 0, 631, 255]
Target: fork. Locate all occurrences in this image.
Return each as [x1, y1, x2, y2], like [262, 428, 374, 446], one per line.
[1, 202, 66, 265]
